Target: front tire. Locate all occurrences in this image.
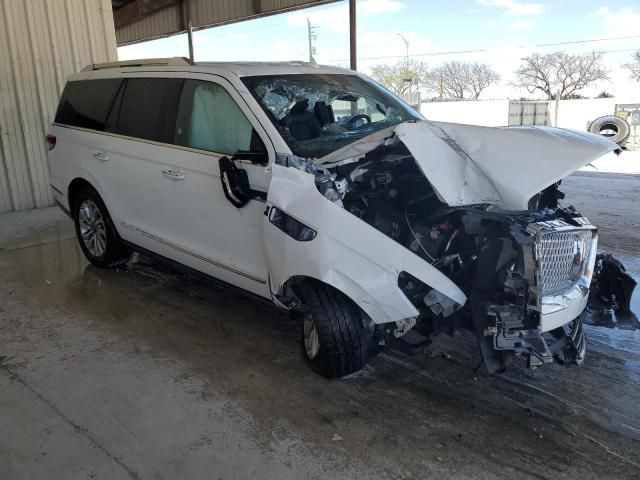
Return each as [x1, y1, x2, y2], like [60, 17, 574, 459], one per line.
[72, 186, 128, 268]
[297, 280, 368, 378]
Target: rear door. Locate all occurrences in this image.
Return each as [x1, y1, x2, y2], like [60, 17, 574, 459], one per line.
[49, 78, 123, 210]
[160, 76, 272, 297]
[97, 76, 183, 254]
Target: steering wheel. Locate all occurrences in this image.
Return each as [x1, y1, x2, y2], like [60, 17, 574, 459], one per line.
[345, 114, 371, 128]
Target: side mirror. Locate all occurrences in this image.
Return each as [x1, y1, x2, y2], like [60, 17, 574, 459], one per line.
[219, 157, 251, 208]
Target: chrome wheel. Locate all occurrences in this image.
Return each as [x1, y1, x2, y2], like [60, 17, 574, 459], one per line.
[303, 313, 320, 359]
[78, 199, 107, 257]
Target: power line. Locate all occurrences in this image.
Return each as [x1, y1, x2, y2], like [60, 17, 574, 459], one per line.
[326, 34, 640, 62]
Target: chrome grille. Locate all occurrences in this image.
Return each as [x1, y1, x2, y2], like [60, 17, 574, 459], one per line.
[536, 229, 593, 296]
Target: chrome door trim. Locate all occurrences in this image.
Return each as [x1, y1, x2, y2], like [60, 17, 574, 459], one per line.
[120, 222, 267, 285]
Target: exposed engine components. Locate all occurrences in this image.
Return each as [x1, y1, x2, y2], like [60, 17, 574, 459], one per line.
[309, 141, 600, 373]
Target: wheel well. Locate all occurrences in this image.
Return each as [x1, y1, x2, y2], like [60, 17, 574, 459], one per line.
[67, 178, 94, 211]
[280, 276, 372, 325]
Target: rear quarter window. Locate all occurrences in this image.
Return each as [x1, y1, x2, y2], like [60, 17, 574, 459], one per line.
[55, 79, 123, 131]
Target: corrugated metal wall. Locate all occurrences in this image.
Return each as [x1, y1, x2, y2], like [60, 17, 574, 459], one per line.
[116, 0, 337, 45]
[0, 0, 117, 213]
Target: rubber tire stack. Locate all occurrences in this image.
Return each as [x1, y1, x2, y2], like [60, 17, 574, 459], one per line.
[588, 115, 630, 146]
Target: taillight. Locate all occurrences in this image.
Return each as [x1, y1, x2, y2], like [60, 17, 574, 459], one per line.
[45, 134, 56, 151]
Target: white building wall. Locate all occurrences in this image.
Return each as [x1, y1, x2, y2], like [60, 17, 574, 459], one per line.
[0, 0, 117, 213]
[420, 100, 511, 126]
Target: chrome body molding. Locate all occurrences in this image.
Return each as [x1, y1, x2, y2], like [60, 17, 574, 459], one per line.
[120, 222, 267, 285]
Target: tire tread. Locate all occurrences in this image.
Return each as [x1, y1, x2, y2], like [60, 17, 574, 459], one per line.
[298, 280, 367, 378]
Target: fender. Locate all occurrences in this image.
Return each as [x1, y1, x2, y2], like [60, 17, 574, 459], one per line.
[264, 164, 466, 324]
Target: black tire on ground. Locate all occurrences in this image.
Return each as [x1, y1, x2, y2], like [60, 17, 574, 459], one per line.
[297, 280, 368, 378]
[71, 186, 129, 268]
[588, 115, 630, 146]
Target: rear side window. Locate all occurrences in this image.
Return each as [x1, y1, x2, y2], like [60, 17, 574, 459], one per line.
[113, 78, 183, 143]
[174, 80, 256, 156]
[55, 79, 123, 131]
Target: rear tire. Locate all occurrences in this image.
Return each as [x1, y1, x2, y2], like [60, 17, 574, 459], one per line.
[72, 186, 129, 268]
[297, 280, 368, 378]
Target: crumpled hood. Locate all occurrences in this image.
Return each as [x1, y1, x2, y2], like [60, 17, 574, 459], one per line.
[319, 120, 619, 210]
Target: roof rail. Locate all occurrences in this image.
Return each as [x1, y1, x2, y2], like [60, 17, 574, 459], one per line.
[82, 57, 192, 71]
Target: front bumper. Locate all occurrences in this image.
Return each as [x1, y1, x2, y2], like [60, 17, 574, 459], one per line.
[487, 305, 587, 369]
[540, 284, 589, 332]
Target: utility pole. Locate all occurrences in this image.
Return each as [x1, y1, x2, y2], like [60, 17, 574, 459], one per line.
[349, 0, 356, 71]
[397, 33, 409, 67]
[186, 0, 194, 63]
[307, 18, 317, 62]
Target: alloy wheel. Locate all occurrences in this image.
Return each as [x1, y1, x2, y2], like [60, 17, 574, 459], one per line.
[78, 199, 107, 257]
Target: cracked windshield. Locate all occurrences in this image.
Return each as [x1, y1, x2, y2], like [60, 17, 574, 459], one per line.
[242, 73, 421, 158]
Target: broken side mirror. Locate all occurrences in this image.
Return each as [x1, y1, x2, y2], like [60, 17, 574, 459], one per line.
[232, 151, 268, 165]
[219, 156, 251, 208]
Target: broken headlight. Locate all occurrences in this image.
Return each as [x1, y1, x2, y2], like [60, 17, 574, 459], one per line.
[268, 207, 317, 242]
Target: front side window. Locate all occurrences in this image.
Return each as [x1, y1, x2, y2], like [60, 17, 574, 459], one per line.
[241, 74, 421, 159]
[175, 80, 257, 156]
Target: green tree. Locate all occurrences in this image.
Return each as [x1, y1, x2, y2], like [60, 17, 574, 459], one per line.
[370, 60, 431, 95]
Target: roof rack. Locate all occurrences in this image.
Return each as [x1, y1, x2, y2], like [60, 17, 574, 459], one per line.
[83, 57, 192, 71]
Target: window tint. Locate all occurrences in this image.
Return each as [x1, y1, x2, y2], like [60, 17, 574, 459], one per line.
[115, 78, 183, 143]
[55, 79, 123, 131]
[175, 80, 260, 157]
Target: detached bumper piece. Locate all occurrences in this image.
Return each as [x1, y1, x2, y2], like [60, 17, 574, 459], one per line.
[589, 253, 637, 314]
[477, 302, 586, 373]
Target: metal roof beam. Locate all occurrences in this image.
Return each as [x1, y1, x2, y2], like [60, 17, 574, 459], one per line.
[114, 0, 180, 29]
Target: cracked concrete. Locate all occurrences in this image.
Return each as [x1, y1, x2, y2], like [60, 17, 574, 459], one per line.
[1, 171, 639, 479]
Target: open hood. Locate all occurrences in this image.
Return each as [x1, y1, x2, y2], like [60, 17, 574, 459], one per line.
[319, 120, 619, 210]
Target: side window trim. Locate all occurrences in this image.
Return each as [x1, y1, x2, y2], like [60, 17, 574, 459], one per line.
[105, 78, 127, 133]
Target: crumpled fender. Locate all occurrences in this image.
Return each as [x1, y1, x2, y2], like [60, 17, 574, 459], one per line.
[264, 164, 467, 324]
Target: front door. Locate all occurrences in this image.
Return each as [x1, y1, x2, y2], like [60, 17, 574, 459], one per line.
[160, 77, 272, 297]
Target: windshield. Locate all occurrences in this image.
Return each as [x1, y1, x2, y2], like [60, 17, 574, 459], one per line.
[241, 74, 421, 159]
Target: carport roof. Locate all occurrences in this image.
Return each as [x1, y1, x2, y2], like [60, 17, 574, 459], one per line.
[112, 0, 339, 46]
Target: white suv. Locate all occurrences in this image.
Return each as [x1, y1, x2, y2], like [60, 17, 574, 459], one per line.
[48, 58, 617, 377]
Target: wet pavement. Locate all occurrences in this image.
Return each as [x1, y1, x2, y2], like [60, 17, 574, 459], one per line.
[1, 171, 640, 479]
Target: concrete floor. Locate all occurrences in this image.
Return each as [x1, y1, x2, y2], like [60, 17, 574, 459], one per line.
[1, 171, 640, 479]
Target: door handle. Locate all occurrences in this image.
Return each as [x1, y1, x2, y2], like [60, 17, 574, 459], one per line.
[93, 152, 110, 161]
[162, 169, 186, 180]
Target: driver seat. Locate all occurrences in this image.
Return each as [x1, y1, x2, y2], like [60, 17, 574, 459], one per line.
[280, 99, 322, 141]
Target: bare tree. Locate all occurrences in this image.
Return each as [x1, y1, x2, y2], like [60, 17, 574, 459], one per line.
[469, 63, 501, 99]
[513, 51, 609, 125]
[623, 50, 640, 81]
[514, 52, 609, 99]
[370, 60, 431, 95]
[428, 61, 500, 100]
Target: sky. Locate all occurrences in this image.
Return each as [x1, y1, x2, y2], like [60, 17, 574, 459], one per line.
[118, 0, 640, 100]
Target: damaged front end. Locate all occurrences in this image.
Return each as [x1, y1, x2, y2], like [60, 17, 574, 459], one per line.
[274, 120, 616, 373]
